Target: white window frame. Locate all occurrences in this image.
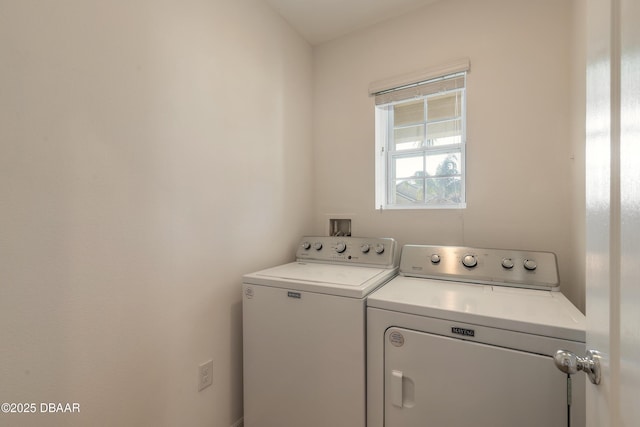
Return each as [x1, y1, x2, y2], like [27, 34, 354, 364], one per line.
[371, 60, 469, 210]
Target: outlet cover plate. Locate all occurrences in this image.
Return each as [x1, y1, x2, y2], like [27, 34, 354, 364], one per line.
[198, 360, 213, 391]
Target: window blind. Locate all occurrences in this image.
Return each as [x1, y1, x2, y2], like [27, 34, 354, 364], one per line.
[373, 74, 465, 105]
[369, 58, 470, 105]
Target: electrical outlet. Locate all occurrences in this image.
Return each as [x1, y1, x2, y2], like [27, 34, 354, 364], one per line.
[198, 360, 213, 391]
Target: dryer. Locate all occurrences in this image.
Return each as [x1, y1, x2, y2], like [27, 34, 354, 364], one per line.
[243, 236, 399, 427]
[367, 245, 586, 427]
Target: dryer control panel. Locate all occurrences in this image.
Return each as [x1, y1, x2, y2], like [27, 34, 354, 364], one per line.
[399, 245, 559, 290]
[297, 236, 398, 268]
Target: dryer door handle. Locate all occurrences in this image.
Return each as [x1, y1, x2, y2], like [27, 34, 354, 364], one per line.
[391, 370, 404, 407]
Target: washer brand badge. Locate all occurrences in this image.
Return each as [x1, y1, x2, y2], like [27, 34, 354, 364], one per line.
[389, 330, 405, 347]
[452, 327, 475, 337]
[287, 291, 301, 299]
[244, 287, 254, 299]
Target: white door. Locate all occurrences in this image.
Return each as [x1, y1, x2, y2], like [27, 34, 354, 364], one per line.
[585, 0, 640, 425]
[384, 327, 585, 427]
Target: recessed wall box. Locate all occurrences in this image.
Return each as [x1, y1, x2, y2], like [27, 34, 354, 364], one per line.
[330, 218, 351, 236]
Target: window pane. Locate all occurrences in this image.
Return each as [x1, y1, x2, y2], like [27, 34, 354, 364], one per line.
[393, 155, 424, 179]
[425, 152, 461, 177]
[427, 119, 462, 146]
[425, 176, 462, 204]
[394, 125, 424, 150]
[393, 179, 424, 204]
[394, 99, 424, 126]
[427, 91, 462, 121]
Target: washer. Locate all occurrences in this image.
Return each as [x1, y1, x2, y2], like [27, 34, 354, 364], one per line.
[243, 236, 399, 427]
[367, 245, 586, 427]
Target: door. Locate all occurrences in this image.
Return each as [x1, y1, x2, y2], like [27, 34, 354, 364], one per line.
[385, 327, 585, 426]
[585, 0, 640, 425]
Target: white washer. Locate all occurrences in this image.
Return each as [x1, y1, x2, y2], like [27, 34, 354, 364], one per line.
[367, 245, 587, 427]
[243, 236, 399, 427]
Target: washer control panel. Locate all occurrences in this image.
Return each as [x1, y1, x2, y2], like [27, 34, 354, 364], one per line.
[296, 236, 398, 268]
[400, 245, 559, 290]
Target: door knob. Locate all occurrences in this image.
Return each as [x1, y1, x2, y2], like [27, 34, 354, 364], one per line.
[553, 349, 602, 385]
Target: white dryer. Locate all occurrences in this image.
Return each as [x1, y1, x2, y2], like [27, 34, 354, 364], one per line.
[367, 245, 586, 427]
[243, 236, 399, 427]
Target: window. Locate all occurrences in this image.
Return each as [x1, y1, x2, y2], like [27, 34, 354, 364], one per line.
[372, 61, 468, 209]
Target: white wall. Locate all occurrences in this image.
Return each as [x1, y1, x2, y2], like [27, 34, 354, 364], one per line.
[0, 1, 313, 426]
[313, 0, 586, 310]
[569, 0, 587, 316]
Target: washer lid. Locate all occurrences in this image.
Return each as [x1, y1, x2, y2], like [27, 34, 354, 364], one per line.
[243, 262, 398, 298]
[367, 276, 585, 342]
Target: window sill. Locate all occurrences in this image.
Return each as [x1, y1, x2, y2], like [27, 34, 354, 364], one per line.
[376, 203, 467, 211]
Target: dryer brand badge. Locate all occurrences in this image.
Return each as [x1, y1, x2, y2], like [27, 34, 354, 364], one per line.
[287, 291, 301, 299]
[451, 327, 475, 337]
[389, 330, 405, 347]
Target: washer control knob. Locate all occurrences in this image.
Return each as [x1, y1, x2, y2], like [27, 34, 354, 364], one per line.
[374, 243, 385, 254]
[361, 244, 370, 254]
[524, 259, 537, 271]
[313, 242, 323, 251]
[430, 254, 441, 264]
[462, 254, 478, 268]
[336, 242, 347, 253]
[501, 258, 514, 269]
[301, 241, 311, 250]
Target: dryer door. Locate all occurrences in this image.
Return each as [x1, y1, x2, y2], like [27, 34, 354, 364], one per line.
[384, 327, 582, 427]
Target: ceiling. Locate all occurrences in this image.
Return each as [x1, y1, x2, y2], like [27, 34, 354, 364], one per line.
[263, 0, 442, 45]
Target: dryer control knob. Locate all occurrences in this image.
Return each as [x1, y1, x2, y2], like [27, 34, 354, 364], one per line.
[361, 243, 370, 253]
[501, 258, 514, 269]
[524, 259, 537, 271]
[336, 242, 347, 253]
[313, 242, 323, 250]
[301, 241, 311, 250]
[375, 243, 385, 254]
[430, 254, 441, 264]
[462, 254, 478, 268]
